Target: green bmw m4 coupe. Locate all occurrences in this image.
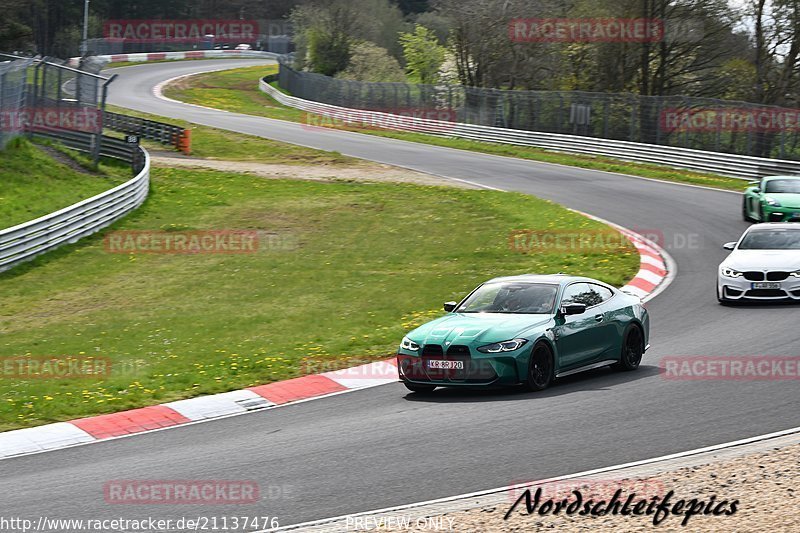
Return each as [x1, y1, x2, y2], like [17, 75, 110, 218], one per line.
[397, 274, 650, 393]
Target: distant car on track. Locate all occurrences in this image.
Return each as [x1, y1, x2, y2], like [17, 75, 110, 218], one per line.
[743, 176, 800, 222]
[235, 44, 253, 50]
[397, 274, 649, 393]
[718, 223, 800, 303]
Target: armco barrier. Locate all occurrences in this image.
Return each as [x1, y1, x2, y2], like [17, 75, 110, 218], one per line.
[104, 111, 191, 154]
[259, 77, 800, 180]
[0, 132, 150, 273]
[68, 49, 281, 68]
[31, 128, 141, 166]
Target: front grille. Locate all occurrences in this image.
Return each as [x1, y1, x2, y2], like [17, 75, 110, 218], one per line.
[414, 343, 497, 383]
[446, 345, 470, 356]
[422, 344, 443, 357]
[744, 272, 765, 281]
[767, 271, 789, 281]
[745, 289, 786, 297]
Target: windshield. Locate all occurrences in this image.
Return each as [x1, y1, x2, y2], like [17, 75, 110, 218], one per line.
[738, 228, 800, 250]
[457, 282, 559, 314]
[765, 179, 800, 194]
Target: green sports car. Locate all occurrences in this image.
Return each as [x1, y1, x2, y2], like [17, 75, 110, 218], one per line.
[743, 176, 800, 223]
[397, 274, 650, 393]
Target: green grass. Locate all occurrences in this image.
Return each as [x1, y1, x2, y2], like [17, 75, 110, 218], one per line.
[105, 104, 363, 166]
[0, 138, 129, 229]
[163, 65, 750, 192]
[0, 166, 638, 430]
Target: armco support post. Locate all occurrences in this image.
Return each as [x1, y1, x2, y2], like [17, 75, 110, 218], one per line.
[179, 129, 192, 155]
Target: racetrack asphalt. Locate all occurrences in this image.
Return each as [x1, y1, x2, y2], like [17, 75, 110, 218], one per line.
[2, 59, 798, 529]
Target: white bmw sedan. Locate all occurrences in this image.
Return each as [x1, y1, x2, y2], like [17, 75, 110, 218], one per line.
[718, 223, 800, 303]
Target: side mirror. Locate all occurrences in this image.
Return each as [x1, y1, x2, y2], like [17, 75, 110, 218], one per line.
[443, 301, 457, 312]
[753, 188, 760, 194]
[560, 303, 587, 316]
[722, 242, 736, 250]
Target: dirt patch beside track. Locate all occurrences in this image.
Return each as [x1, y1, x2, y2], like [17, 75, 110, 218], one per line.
[150, 154, 477, 188]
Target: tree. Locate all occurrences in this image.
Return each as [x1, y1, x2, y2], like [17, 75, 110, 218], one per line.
[307, 27, 351, 76]
[291, 0, 358, 75]
[716, 58, 758, 101]
[291, 0, 409, 75]
[336, 41, 406, 82]
[747, 0, 800, 156]
[0, 20, 32, 54]
[435, 0, 560, 88]
[399, 25, 445, 84]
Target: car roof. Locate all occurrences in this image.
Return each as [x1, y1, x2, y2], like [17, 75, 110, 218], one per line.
[746, 222, 800, 231]
[483, 273, 602, 286]
[762, 175, 800, 181]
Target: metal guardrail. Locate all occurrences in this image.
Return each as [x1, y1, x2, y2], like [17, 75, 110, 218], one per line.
[0, 132, 150, 273]
[259, 76, 800, 180]
[31, 127, 142, 168]
[69, 49, 282, 68]
[276, 62, 800, 161]
[104, 111, 190, 153]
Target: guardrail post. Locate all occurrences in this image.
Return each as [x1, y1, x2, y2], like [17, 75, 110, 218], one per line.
[126, 135, 142, 173]
[55, 68, 63, 110]
[179, 129, 191, 155]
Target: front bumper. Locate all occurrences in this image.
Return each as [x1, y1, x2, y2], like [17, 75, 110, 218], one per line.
[396, 349, 524, 387]
[762, 205, 800, 222]
[718, 274, 800, 300]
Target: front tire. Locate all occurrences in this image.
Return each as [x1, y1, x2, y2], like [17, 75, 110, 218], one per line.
[742, 198, 753, 222]
[403, 381, 436, 394]
[526, 343, 554, 391]
[615, 325, 643, 371]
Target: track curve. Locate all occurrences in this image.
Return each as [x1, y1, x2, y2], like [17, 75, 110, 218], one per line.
[3, 59, 798, 528]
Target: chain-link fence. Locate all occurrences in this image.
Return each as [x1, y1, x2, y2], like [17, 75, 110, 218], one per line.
[32, 56, 104, 108]
[278, 62, 800, 161]
[0, 57, 34, 150]
[0, 53, 113, 162]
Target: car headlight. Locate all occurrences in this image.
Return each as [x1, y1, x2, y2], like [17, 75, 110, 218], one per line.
[721, 267, 743, 278]
[791, 270, 800, 278]
[400, 336, 420, 352]
[766, 197, 781, 207]
[477, 338, 528, 353]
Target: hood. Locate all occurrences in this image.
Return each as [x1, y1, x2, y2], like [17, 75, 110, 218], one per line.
[722, 249, 800, 271]
[764, 192, 800, 208]
[407, 313, 552, 346]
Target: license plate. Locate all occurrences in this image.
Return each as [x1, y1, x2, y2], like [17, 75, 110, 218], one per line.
[792, 213, 800, 219]
[427, 360, 464, 370]
[752, 282, 780, 289]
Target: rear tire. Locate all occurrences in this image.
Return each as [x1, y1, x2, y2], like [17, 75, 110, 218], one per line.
[614, 325, 643, 371]
[403, 382, 436, 394]
[526, 343, 554, 391]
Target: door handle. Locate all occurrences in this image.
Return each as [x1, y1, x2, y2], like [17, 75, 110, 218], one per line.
[594, 314, 604, 322]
